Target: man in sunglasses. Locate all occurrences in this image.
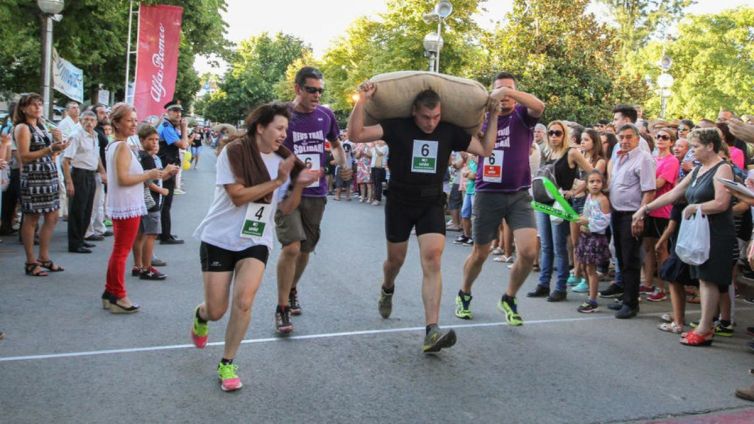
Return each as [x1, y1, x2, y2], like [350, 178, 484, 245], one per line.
[348, 80, 508, 353]
[274, 66, 346, 334]
[452, 71, 545, 326]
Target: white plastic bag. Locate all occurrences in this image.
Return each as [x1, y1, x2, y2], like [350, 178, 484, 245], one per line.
[675, 208, 710, 266]
[549, 200, 565, 224]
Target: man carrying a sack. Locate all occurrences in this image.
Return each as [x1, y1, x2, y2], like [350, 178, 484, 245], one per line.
[348, 82, 504, 353]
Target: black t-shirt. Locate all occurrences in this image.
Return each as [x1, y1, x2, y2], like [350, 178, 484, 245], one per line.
[381, 118, 471, 187]
[139, 151, 161, 211]
[191, 131, 202, 148]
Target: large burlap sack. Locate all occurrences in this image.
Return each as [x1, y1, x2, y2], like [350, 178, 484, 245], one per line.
[364, 71, 490, 135]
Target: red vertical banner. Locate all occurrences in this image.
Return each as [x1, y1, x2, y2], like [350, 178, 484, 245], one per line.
[133, 4, 183, 120]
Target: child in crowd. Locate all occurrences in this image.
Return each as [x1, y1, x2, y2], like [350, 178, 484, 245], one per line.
[133, 125, 176, 279]
[454, 154, 476, 246]
[575, 170, 611, 313]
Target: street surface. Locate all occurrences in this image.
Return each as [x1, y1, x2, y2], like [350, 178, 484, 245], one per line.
[1, 146, 753, 423]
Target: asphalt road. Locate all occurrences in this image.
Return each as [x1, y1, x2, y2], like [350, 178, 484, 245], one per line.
[1, 146, 753, 423]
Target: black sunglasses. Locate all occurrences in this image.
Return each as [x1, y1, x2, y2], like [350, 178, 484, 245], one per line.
[657, 134, 671, 140]
[303, 86, 325, 94]
[548, 130, 563, 137]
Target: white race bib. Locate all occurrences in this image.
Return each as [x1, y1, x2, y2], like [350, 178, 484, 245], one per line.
[298, 153, 321, 188]
[482, 150, 504, 183]
[240, 202, 272, 239]
[411, 140, 438, 174]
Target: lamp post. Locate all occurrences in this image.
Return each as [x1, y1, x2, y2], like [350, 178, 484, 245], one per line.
[657, 55, 673, 119]
[422, 0, 453, 73]
[38, 0, 65, 119]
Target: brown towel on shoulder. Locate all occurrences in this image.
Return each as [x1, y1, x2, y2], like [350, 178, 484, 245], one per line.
[225, 135, 304, 204]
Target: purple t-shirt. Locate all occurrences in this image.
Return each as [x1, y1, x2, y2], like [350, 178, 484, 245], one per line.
[475, 104, 539, 192]
[283, 105, 340, 197]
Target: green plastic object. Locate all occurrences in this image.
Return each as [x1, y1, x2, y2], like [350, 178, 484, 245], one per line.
[530, 177, 580, 222]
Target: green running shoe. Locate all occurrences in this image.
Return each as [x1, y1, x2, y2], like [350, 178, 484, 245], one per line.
[217, 362, 242, 392]
[422, 327, 457, 353]
[498, 295, 523, 326]
[191, 306, 209, 348]
[378, 287, 393, 319]
[454, 291, 473, 320]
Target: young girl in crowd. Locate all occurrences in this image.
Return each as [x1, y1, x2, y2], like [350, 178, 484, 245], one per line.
[354, 142, 372, 202]
[189, 102, 318, 392]
[575, 170, 611, 313]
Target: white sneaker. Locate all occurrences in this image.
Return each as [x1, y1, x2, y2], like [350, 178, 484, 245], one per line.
[174, 188, 186, 195]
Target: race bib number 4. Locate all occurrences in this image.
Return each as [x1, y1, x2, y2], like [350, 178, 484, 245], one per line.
[482, 150, 504, 183]
[411, 140, 438, 174]
[240, 203, 272, 238]
[298, 153, 321, 188]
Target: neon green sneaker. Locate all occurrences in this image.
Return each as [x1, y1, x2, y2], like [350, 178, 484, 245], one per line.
[497, 295, 523, 326]
[454, 291, 473, 320]
[422, 326, 457, 353]
[217, 362, 242, 392]
[191, 306, 208, 348]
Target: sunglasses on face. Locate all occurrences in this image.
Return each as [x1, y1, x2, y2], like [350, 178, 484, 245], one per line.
[657, 134, 671, 140]
[679, 127, 690, 132]
[548, 130, 563, 137]
[303, 86, 325, 94]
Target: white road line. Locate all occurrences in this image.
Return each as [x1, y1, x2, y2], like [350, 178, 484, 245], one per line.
[0, 309, 724, 363]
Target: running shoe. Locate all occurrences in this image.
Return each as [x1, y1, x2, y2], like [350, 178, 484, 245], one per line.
[131, 266, 142, 277]
[571, 279, 589, 293]
[191, 306, 208, 349]
[463, 238, 473, 247]
[140, 267, 167, 280]
[453, 235, 469, 245]
[217, 362, 242, 392]
[289, 288, 302, 316]
[497, 295, 523, 326]
[547, 290, 567, 302]
[646, 290, 667, 302]
[639, 285, 656, 295]
[422, 327, 457, 353]
[566, 274, 579, 286]
[454, 291, 473, 320]
[715, 322, 734, 337]
[275, 306, 293, 334]
[599, 283, 624, 299]
[491, 247, 504, 256]
[378, 287, 393, 319]
[104, 219, 113, 227]
[577, 301, 599, 313]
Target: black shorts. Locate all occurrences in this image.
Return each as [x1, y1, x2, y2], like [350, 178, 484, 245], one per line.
[385, 196, 445, 243]
[643, 216, 668, 239]
[200, 242, 269, 272]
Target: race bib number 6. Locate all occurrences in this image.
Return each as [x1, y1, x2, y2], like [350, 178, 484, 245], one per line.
[411, 140, 438, 174]
[298, 153, 321, 188]
[482, 150, 504, 183]
[240, 203, 272, 238]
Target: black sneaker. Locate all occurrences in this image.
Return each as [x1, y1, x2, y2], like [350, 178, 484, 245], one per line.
[599, 283, 624, 298]
[607, 301, 624, 311]
[289, 289, 302, 316]
[275, 306, 293, 334]
[453, 235, 469, 245]
[527, 285, 549, 298]
[422, 327, 457, 353]
[615, 304, 639, 319]
[547, 290, 567, 302]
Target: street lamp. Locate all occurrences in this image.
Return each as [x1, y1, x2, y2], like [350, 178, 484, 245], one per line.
[422, 0, 453, 73]
[657, 55, 673, 119]
[38, 0, 65, 119]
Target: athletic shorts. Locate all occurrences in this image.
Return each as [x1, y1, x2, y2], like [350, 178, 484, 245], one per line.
[643, 216, 668, 239]
[461, 193, 474, 219]
[472, 191, 536, 245]
[200, 241, 269, 272]
[139, 211, 161, 235]
[385, 196, 445, 243]
[448, 183, 462, 210]
[275, 196, 327, 253]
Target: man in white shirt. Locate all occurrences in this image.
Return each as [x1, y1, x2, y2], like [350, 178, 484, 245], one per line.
[63, 111, 106, 253]
[57, 101, 81, 139]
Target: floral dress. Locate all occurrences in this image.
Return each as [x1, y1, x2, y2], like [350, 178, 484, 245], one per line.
[355, 143, 371, 184]
[575, 194, 611, 265]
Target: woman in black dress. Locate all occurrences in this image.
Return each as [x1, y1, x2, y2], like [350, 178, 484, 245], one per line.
[633, 128, 735, 346]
